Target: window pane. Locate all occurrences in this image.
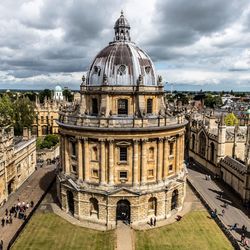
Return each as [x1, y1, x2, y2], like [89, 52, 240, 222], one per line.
[92, 98, 98, 115]
[118, 99, 128, 115]
[147, 99, 153, 114]
[120, 147, 127, 161]
[120, 171, 127, 178]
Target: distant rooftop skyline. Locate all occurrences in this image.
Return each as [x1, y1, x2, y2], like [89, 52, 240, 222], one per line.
[0, 0, 250, 91]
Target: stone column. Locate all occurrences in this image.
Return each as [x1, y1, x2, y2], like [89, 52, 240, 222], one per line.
[176, 135, 180, 171]
[133, 139, 139, 186]
[60, 135, 65, 172]
[108, 139, 114, 185]
[77, 137, 83, 180]
[65, 137, 70, 174]
[141, 139, 147, 184]
[163, 137, 169, 179]
[157, 138, 164, 182]
[83, 138, 89, 182]
[100, 139, 106, 184]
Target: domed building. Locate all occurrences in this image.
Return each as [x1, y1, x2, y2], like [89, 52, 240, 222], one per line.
[53, 85, 64, 101]
[57, 12, 187, 227]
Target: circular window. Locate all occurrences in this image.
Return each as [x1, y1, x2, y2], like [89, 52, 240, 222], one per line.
[118, 65, 126, 75]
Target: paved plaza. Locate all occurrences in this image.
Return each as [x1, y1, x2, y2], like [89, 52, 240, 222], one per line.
[188, 164, 250, 249]
[0, 165, 56, 250]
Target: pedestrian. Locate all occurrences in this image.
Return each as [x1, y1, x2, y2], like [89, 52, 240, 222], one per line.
[5, 209, 8, 216]
[153, 217, 156, 227]
[9, 215, 12, 224]
[242, 225, 246, 232]
[150, 217, 153, 226]
[221, 209, 225, 217]
[26, 202, 30, 209]
[30, 200, 34, 208]
[231, 223, 238, 230]
[243, 239, 249, 247]
[0, 240, 3, 250]
[214, 209, 217, 215]
[205, 175, 207, 180]
[5, 216, 9, 224]
[1, 218, 4, 227]
[241, 233, 245, 244]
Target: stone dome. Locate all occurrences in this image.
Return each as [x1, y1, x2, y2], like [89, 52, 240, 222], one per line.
[86, 12, 157, 86]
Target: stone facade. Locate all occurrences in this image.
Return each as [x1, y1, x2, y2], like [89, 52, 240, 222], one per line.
[57, 12, 187, 228]
[0, 127, 36, 206]
[33, 97, 60, 137]
[189, 111, 250, 204]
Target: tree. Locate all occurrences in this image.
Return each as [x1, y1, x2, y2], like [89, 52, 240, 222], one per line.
[39, 89, 52, 103]
[14, 97, 35, 135]
[204, 94, 222, 108]
[37, 134, 59, 149]
[0, 94, 14, 127]
[63, 89, 74, 102]
[224, 113, 239, 126]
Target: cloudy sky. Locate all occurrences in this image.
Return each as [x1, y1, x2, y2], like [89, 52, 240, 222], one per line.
[1, 0, 250, 91]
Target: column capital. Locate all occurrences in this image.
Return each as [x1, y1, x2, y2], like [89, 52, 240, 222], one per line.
[133, 139, 140, 144]
[82, 137, 89, 142]
[107, 138, 115, 144]
[99, 138, 106, 143]
[158, 137, 164, 142]
[141, 138, 148, 143]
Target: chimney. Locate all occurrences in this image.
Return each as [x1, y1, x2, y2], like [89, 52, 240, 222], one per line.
[23, 127, 29, 140]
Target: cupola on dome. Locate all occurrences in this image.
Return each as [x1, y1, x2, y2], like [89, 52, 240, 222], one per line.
[86, 11, 157, 86]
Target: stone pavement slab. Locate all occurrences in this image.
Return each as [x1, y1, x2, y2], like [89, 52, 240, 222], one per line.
[188, 165, 250, 249]
[0, 165, 56, 250]
[116, 221, 134, 250]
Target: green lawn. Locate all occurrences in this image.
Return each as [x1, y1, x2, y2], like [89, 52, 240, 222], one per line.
[135, 211, 233, 250]
[12, 212, 114, 250]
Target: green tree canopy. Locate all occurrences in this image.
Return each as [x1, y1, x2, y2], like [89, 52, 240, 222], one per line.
[0, 94, 14, 127]
[39, 89, 52, 103]
[224, 113, 239, 126]
[14, 97, 35, 135]
[37, 134, 59, 149]
[63, 89, 73, 102]
[204, 94, 222, 108]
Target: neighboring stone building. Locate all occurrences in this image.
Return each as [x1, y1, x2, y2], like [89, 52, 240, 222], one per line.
[33, 96, 60, 137]
[57, 12, 187, 227]
[0, 127, 36, 206]
[189, 110, 250, 204]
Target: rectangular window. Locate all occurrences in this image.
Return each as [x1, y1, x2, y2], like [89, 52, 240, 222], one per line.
[169, 142, 174, 155]
[119, 171, 127, 179]
[147, 99, 153, 114]
[119, 147, 127, 162]
[92, 98, 98, 115]
[118, 99, 128, 115]
[169, 164, 173, 171]
[148, 169, 154, 177]
[71, 165, 77, 172]
[41, 116, 44, 123]
[92, 169, 99, 178]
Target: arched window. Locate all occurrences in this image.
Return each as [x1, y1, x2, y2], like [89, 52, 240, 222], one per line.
[92, 146, 98, 161]
[147, 99, 153, 114]
[148, 197, 157, 216]
[210, 142, 215, 163]
[118, 99, 128, 115]
[171, 190, 178, 210]
[191, 134, 195, 151]
[199, 132, 206, 157]
[90, 198, 99, 218]
[148, 147, 154, 160]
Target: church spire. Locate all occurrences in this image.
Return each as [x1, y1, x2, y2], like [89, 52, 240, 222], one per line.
[114, 11, 131, 42]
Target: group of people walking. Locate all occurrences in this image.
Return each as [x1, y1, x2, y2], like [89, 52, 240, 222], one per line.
[1, 199, 34, 228]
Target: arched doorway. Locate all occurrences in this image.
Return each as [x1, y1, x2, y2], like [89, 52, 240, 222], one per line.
[7, 179, 15, 195]
[171, 190, 179, 210]
[116, 200, 130, 223]
[67, 190, 74, 215]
